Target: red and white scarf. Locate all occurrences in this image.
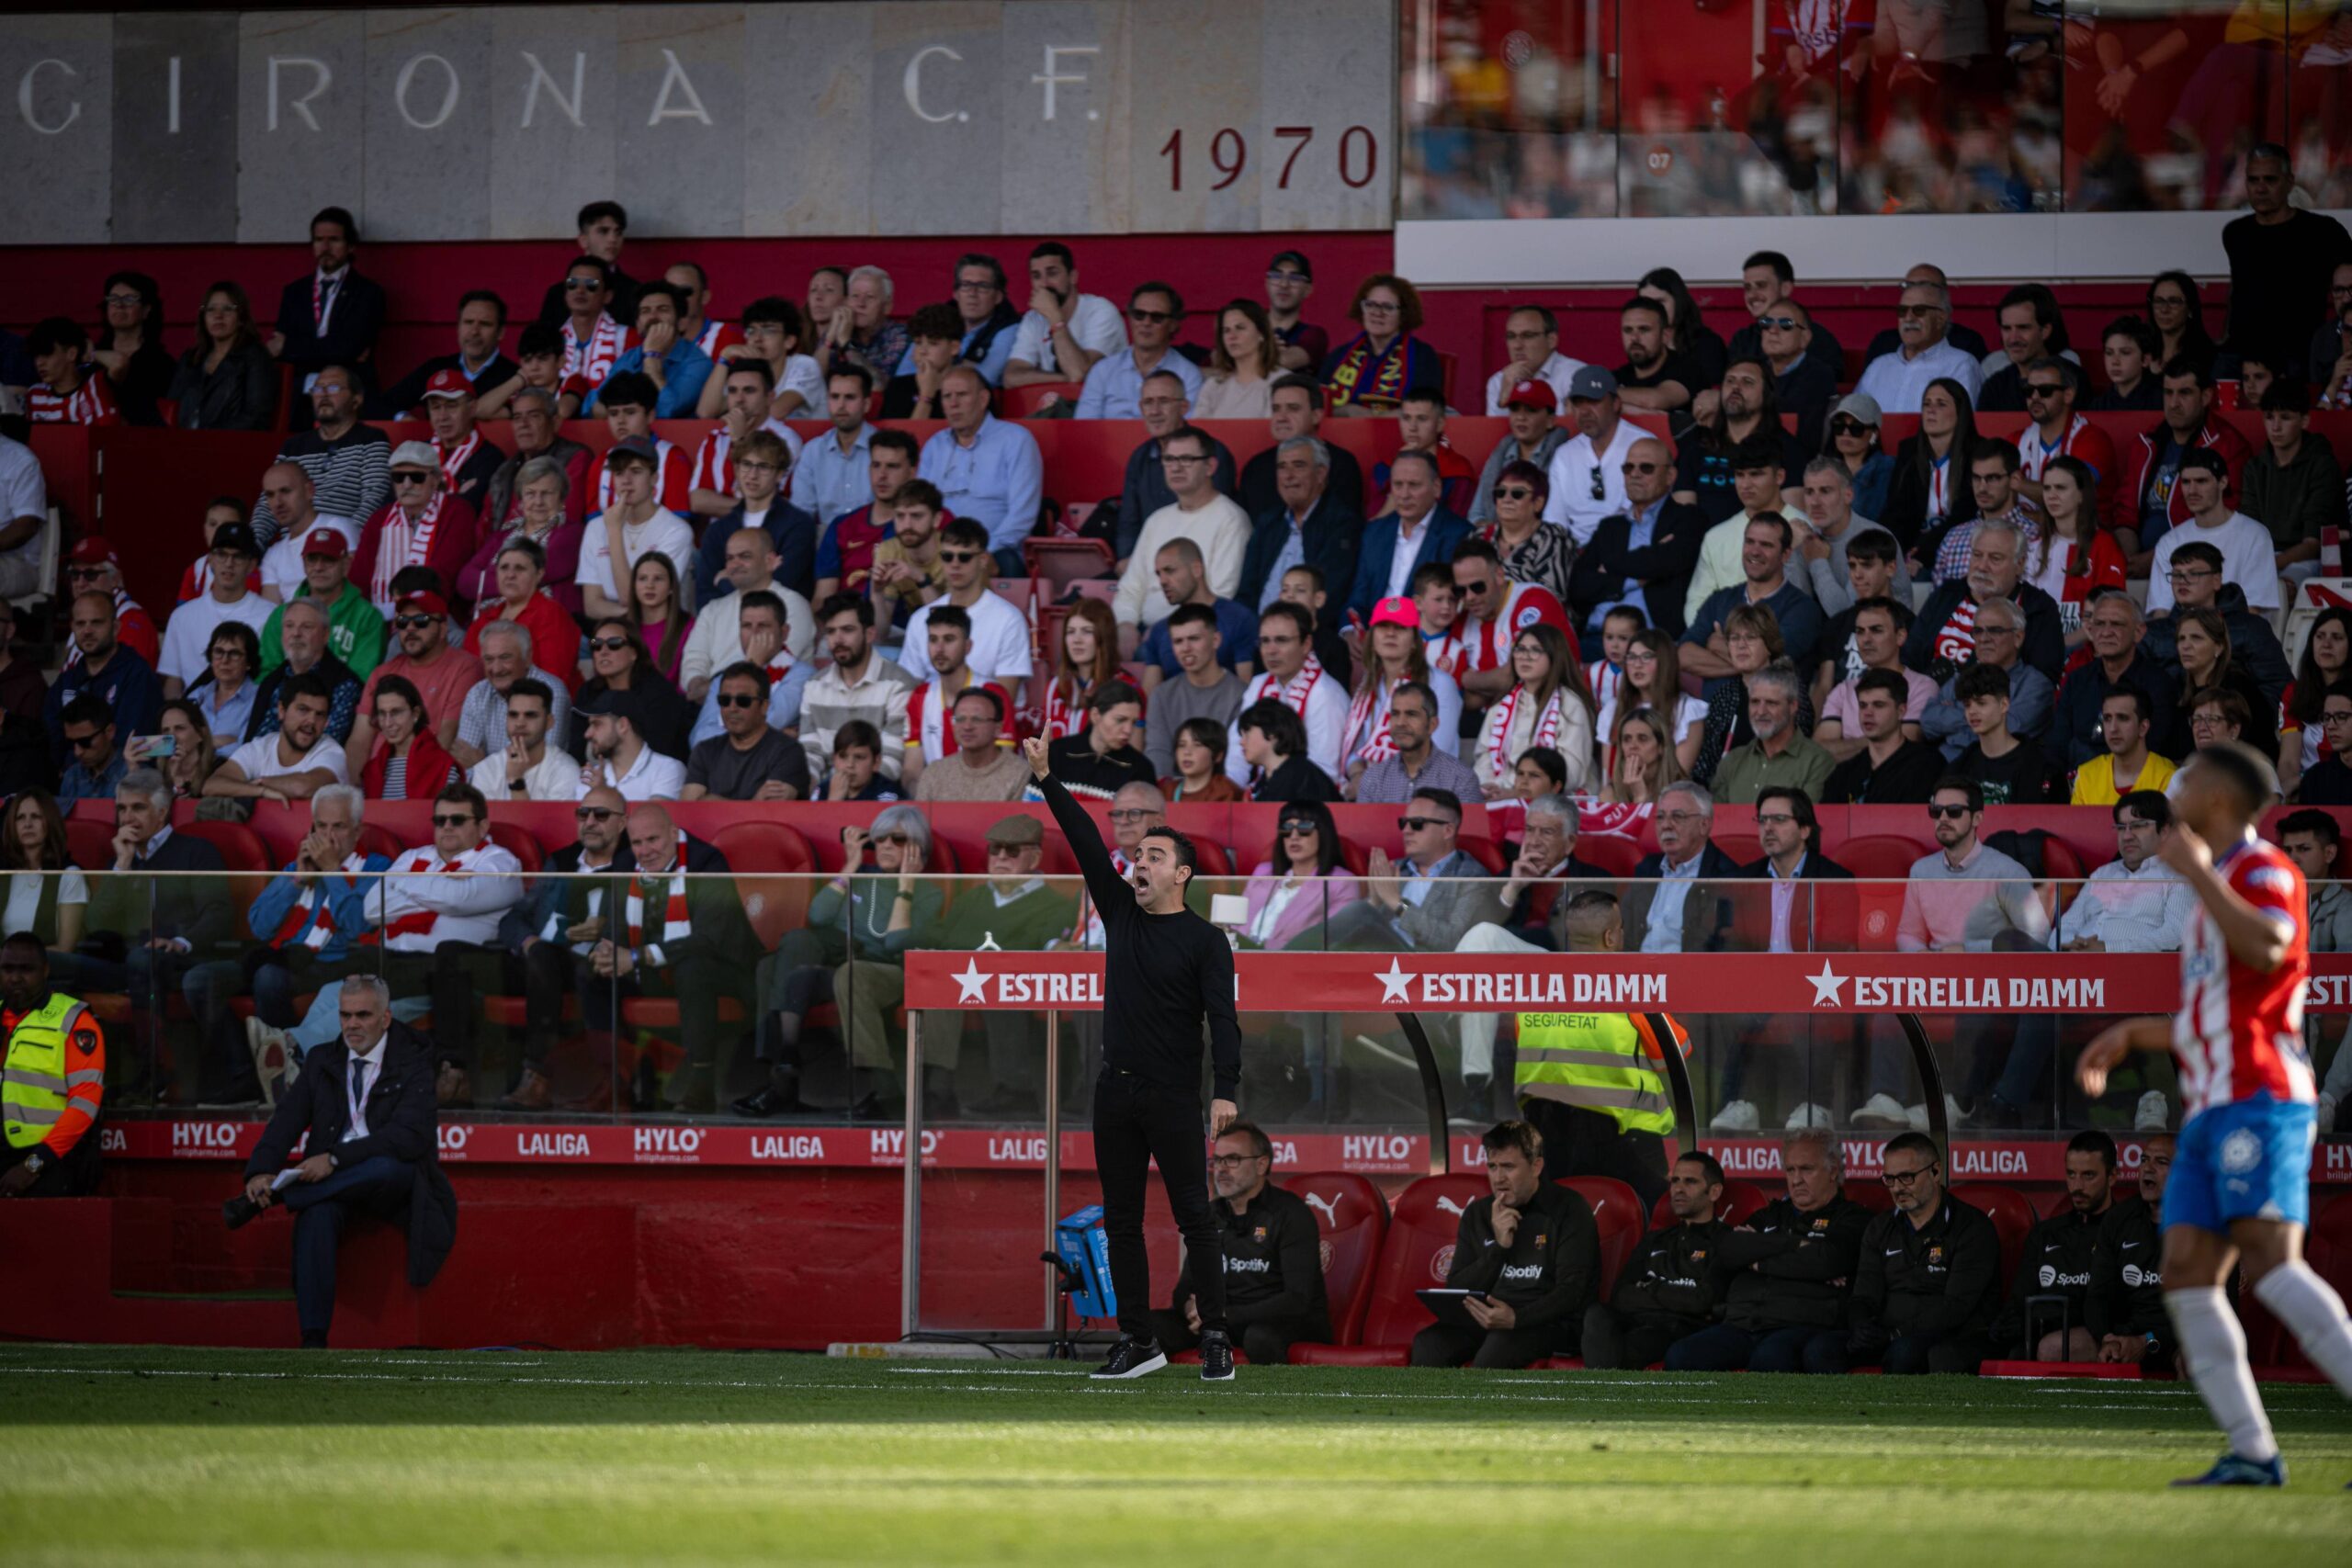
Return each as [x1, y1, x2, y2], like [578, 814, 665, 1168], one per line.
[371, 494, 447, 606]
[435, 430, 482, 491]
[1342, 675, 1405, 768]
[1248, 656, 1325, 717]
[380, 843, 493, 940]
[561, 312, 628, 386]
[626, 840, 693, 962]
[2019, 412, 2089, 481]
[907, 676, 1008, 763]
[1928, 456, 1951, 521]
[1479, 682, 1571, 783]
[270, 852, 369, 951]
[1043, 676, 1093, 742]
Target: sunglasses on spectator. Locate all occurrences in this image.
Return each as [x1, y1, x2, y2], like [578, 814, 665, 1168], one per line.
[986, 842, 1028, 857]
[1621, 461, 1662, 475]
[391, 471, 433, 486]
[1829, 418, 1871, 436]
[1589, 467, 1606, 501]
[938, 549, 980, 564]
[588, 636, 631, 652]
[563, 277, 605, 292]
[393, 615, 438, 630]
[1495, 485, 1535, 501]
[2025, 381, 2065, 398]
[1265, 270, 1307, 284]
[1279, 818, 1319, 836]
[1128, 308, 1174, 323]
[64, 729, 105, 750]
[1758, 316, 1800, 331]
[876, 832, 912, 846]
[716, 692, 764, 709]
[1895, 305, 1939, 319]
[1927, 804, 1972, 819]
[65, 565, 107, 578]
[1397, 816, 1448, 831]
[431, 813, 478, 829]
[576, 807, 619, 821]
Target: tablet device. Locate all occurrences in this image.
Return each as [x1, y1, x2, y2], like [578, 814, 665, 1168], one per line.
[1414, 1288, 1491, 1330]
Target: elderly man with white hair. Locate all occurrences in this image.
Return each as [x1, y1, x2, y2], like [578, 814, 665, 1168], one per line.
[450, 617, 571, 771]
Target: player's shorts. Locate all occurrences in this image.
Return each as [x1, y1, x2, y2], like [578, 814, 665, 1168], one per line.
[2168, 1092, 2317, 1235]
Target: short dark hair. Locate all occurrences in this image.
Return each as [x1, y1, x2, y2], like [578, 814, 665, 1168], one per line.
[634, 280, 687, 318]
[1270, 373, 1324, 409]
[737, 589, 783, 626]
[1451, 537, 1501, 570]
[1216, 1119, 1272, 1161]
[2102, 682, 2152, 725]
[1856, 667, 1909, 705]
[1029, 240, 1076, 271]
[1743, 511, 1793, 549]
[2114, 789, 2171, 829]
[939, 517, 990, 557]
[926, 603, 972, 637]
[953, 251, 1007, 291]
[829, 361, 876, 398]
[27, 317, 86, 357]
[1129, 279, 1184, 315]
[953, 685, 1005, 723]
[1238, 698, 1307, 760]
[1743, 250, 1794, 284]
[870, 428, 921, 465]
[59, 694, 112, 732]
[517, 321, 564, 360]
[725, 356, 775, 391]
[1955, 661, 2012, 705]
[505, 677, 554, 716]
[1730, 434, 1784, 474]
[456, 288, 507, 327]
[2066, 1129, 2118, 1172]
[1516, 747, 1567, 791]
[2177, 446, 2228, 482]
[2171, 540, 2225, 572]
[2163, 355, 2215, 389]
[1676, 1150, 1729, 1187]
[908, 301, 966, 343]
[2278, 807, 2342, 848]
[1971, 437, 2021, 476]
[311, 205, 358, 243]
[1399, 387, 1446, 413]
[560, 255, 613, 288]
[1089, 680, 1143, 716]
[1620, 295, 1669, 328]
[1851, 593, 1914, 634]
[1409, 786, 1463, 824]
[2259, 378, 2312, 415]
[2103, 314, 2161, 358]
[1844, 528, 1897, 566]
[1754, 785, 1816, 842]
[1882, 1130, 1940, 1168]
[718, 660, 774, 700]
[576, 199, 628, 232]
[1483, 1119, 1544, 1163]
[1260, 601, 1315, 642]
[1166, 602, 1218, 636]
[598, 370, 659, 412]
[819, 592, 873, 628]
[833, 718, 881, 758]
[741, 295, 806, 336]
[1139, 824, 1199, 884]
[1930, 774, 1984, 812]
[279, 670, 334, 708]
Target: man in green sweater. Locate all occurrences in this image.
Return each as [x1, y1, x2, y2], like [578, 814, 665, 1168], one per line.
[259, 529, 387, 677]
[2243, 378, 2343, 591]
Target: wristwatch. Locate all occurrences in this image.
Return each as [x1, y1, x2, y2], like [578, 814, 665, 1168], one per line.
[22, 1150, 45, 1176]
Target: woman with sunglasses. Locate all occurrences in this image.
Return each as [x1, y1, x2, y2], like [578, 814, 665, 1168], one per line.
[1341, 598, 1463, 790]
[0, 789, 86, 954]
[91, 270, 175, 427]
[1192, 300, 1283, 421]
[165, 281, 277, 431]
[1881, 378, 1980, 556]
[2170, 607, 2275, 763]
[1240, 800, 1360, 951]
[357, 674, 461, 801]
[1599, 628, 1708, 775]
[1474, 624, 1594, 799]
[1321, 274, 1442, 416]
[1821, 392, 1895, 524]
[628, 552, 690, 686]
[1690, 604, 1810, 785]
[147, 698, 220, 799]
[1604, 708, 1687, 807]
[568, 618, 696, 761]
[1477, 460, 1573, 606]
[184, 621, 261, 750]
[745, 805, 944, 1121]
[1163, 716, 1242, 802]
[1044, 599, 1122, 741]
[464, 536, 582, 694]
[2279, 606, 2351, 796]
[2022, 455, 2127, 651]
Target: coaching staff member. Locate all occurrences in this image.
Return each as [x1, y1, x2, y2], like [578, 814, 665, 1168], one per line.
[1842, 1130, 2002, 1374]
[1667, 1128, 1870, 1373]
[1025, 735, 1244, 1383]
[1995, 1129, 2118, 1361]
[1582, 1151, 1729, 1369]
[1410, 1119, 1600, 1369]
[1149, 1121, 1332, 1366]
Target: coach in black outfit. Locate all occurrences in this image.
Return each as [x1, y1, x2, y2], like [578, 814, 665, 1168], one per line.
[1149, 1121, 1331, 1366]
[1993, 1130, 2119, 1361]
[1584, 1151, 1730, 1370]
[1841, 1132, 2002, 1375]
[223, 973, 457, 1348]
[1411, 1119, 1600, 1370]
[1028, 736, 1244, 1382]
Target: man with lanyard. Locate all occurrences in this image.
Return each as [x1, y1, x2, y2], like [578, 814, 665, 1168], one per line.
[1223, 603, 1346, 788]
[0, 936, 105, 1198]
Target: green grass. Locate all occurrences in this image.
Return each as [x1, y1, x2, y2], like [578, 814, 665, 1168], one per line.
[2, 1345, 2348, 1565]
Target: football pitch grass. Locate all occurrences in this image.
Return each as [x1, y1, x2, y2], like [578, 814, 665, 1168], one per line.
[3, 1344, 2349, 1565]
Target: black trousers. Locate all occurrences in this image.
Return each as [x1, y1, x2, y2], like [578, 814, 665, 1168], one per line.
[1582, 1303, 1706, 1371]
[1523, 1098, 1669, 1213]
[582, 948, 736, 1072]
[1408, 1320, 1565, 1369]
[277, 1153, 413, 1339]
[6, 1131, 103, 1197]
[1093, 1068, 1224, 1342]
[1148, 1310, 1314, 1366]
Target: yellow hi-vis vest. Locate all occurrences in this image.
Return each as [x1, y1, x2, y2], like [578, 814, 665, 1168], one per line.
[4, 993, 96, 1150]
[1513, 1010, 1690, 1134]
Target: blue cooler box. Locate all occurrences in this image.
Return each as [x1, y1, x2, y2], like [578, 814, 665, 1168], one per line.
[1056, 1205, 1117, 1321]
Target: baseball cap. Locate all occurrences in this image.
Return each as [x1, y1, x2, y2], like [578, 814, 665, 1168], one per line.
[300, 527, 350, 558]
[1567, 365, 1618, 401]
[1369, 595, 1419, 629]
[574, 686, 641, 726]
[396, 590, 450, 620]
[605, 435, 659, 468]
[67, 537, 120, 568]
[1502, 378, 1557, 412]
[1829, 391, 1883, 427]
[209, 522, 261, 558]
[985, 815, 1046, 849]
[1268, 249, 1313, 280]
[423, 368, 470, 400]
[387, 439, 439, 471]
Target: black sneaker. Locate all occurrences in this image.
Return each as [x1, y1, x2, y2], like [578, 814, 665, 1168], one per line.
[1197, 1329, 1235, 1382]
[1090, 1337, 1168, 1380]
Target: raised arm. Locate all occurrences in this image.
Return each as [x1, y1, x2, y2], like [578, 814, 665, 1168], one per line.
[1025, 736, 1127, 912]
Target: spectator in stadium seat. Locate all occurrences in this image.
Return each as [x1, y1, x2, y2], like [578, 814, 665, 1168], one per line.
[0, 390, 44, 602]
[1973, 285, 2074, 414]
[572, 683, 686, 803]
[251, 468, 347, 606]
[1471, 624, 1594, 798]
[1114, 428, 1250, 637]
[1483, 305, 1582, 416]
[1077, 282, 1203, 420]
[1322, 273, 1442, 417]
[1236, 797, 1359, 953]
[1468, 458, 1574, 609]
[689, 425, 817, 607]
[2045, 590, 2174, 773]
[2087, 1133, 2182, 1371]
[249, 367, 390, 549]
[91, 269, 175, 427]
[1238, 434, 1363, 622]
[1234, 699, 1340, 807]
[548, 258, 628, 417]
[1613, 293, 1703, 423]
[225, 972, 455, 1348]
[1854, 281, 1984, 414]
[1151, 1122, 1332, 1365]
[347, 589, 480, 761]
[474, 320, 570, 421]
[1262, 250, 1327, 373]
[1712, 660, 1832, 806]
[470, 394, 592, 584]
[799, 594, 916, 787]
[1818, 669, 1942, 805]
[373, 289, 519, 419]
[1411, 1120, 1600, 1369]
[354, 443, 475, 622]
[494, 784, 633, 1111]
[2312, 263, 2352, 400]
[1756, 300, 1838, 455]
[1002, 242, 1125, 390]
[1585, 1151, 1731, 1370]
[2136, 543, 2290, 710]
[1189, 300, 1284, 422]
[2243, 379, 2344, 585]
[1108, 370, 1240, 570]
[1347, 451, 1470, 624]
[1907, 531, 2065, 705]
[795, 367, 881, 547]
[1856, 265, 1988, 366]
[1877, 379, 1980, 558]
[907, 253, 1021, 389]
[1163, 716, 1242, 804]
[1813, 594, 1931, 761]
[1134, 539, 1255, 692]
[2282, 813, 2352, 1132]
[43, 592, 159, 769]
[1950, 659, 2056, 804]
[2114, 358, 2255, 562]
[1819, 391, 1895, 527]
[898, 607, 1004, 793]
[1843, 1132, 2002, 1375]
[2293, 683, 2352, 807]
[665, 264, 752, 387]
[1449, 793, 1610, 979]
[2144, 449, 2281, 617]
[1725, 251, 1845, 377]
[919, 367, 1045, 577]
[1037, 682, 1153, 802]
[1353, 675, 1479, 807]
[1283, 565, 1359, 690]
[1675, 359, 1805, 527]
[1679, 446, 1814, 626]
[355, 673, 460, 802]
[469, 677, 576, 804]
[1569, 437, 1708, 643]
[533, 200, 639, 328]
[1917, 439, 2034, 587]
[2070, 685, 2177, 806]
[1995, 1130, 2120, 1363]
[896, 518, 1029, 693]
[411, 367, 502, 514]
[62, 539, 159, 670]
[882, 303, 965, 421]
[1684, 606, 1794, 788]
[1222, 603, 1349, 788]
[1680, 515, 1823, 701]
[1469, 379, 1572, 529]
[160, 523, 269, 700]
[220, 783, 389, 1084]
[460, 538, 580, 708]
[1141, 605, 1245, 784]
[2089, 315, 2163, 413]
[248, 599, 361, 747]
[266, 207, 386, 412]
[587, 282, 712, 420]
[54, 695, 124, 807]
[1667, 1128, 1868, 1373]
[1238, 375, 1367, 526]
[185, 626, 261, 759]
[1310, 785, 1489, 951]
[912, 687, 1029, 804]
[207, 672, 348, 803]
[817, 265, 906, 388]
[165, 282, 277, 432]
[577, 438, 695, 626]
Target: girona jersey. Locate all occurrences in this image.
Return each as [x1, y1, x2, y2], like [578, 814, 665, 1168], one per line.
[2174, 834, 2314, 1118]
[1454, 582, 1570, 673]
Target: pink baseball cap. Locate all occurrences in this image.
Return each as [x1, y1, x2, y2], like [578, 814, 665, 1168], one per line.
[1369, 595, 1419, 629]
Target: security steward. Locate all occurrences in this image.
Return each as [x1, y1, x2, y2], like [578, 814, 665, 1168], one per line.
[1667, 1128, 1871, 1373]
[1149, 1121, 1331, 1366]
[2089, 1132, 2187, 1372]
[1995, 1129, 2118, 1361]
[1510, 889, 1689, 1213]
[1, 933, 107, 1198]
[1410, 1119, 1600, 1370]
[1583, 1151, 1730, 1369]
[1842, 1130, 2003, 1375]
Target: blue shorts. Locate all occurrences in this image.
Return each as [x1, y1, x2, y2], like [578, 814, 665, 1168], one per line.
[2168, 1093, 2316, 1235]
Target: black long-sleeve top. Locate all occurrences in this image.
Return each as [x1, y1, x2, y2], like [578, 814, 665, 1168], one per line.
[1610, 1217, 1727, 1329]
[1848, 1194, 2003, 1351]
[1170, 1184, 1332, 1334]
[1712, 1194, 1871, 1332]
[1039, 771, 1242, 1100]
[1441, 1181, 1600, 1328]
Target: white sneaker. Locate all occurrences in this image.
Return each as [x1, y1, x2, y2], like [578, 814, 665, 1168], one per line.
[2135, 1091, 2170, 1133]
[1852, 1093, 1909, 1129]
[246, 1018, 296, 1109]
[1710, 1099, 1760, 1133]
[1785, 1102, 1832, 1130]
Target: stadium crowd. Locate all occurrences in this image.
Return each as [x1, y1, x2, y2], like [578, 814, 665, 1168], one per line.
[3, 155, 2352, 1170]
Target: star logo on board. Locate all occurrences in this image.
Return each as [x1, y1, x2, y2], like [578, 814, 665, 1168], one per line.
[954, 960, 990, 1004]
[1807, 963, 1847, 1008]
[1376, 958, 1414, 1004]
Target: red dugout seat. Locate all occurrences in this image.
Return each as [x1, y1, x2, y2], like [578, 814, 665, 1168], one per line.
[1289, 1173, 1487, 1366]
[1561, 1176, 1646, 1301]
[1953, 1183, 2039, 1291]
[1280, 1171, 1391, 1346]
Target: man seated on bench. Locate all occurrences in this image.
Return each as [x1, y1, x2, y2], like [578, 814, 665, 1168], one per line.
[1149, 1121, 1331, 1366]
[1409, 1119, 1600, 1370]
[222, 974, 457, 1349]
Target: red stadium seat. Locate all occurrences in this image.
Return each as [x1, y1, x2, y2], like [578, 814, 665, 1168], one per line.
[705, 820, 818, 946]
[357, 824, 405, 863]
[1561, 1176, 1646, 1300]
[1650, 1176, 1771, 1232]
[1289, 1172, 1487, 1365]
[1953, 1183, 2039, 1290]
[1280, 1171, 1391, 1346]
[177, 818, 271, 872]
[1836, 835, 1928, 950]
[486, 821, 543, 873]
[65, 816, 117, 872]
[1001, 382, 1082, 418]
[1023, 536, 1114, 596]
[1571, 836, 1643, 878]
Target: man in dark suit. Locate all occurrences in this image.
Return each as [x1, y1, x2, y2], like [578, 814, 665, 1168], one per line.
[1567, 436, 1711, 642]
[495, 784, 637, 1112]
[1619, 780, 1740, 956]
[584, 804, 757, 1114]
[225, 973, 456, 1348]
[1346, 451, 1470, 623]
[1714, 784, 1856, 1133]
[1238, 374, 1367, 523]
[1236, 434, 1363, 627]
[268, 207, 388, 419]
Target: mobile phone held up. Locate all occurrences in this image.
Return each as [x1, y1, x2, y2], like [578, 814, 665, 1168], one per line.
[124, 734, 177, 762]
